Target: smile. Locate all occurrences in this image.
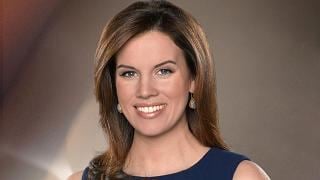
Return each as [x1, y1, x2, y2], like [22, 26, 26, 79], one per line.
[136, 104, 166, 113]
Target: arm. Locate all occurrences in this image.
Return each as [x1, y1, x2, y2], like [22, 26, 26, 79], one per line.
[233, 160, 270, 180]
[67, 171, 83, 180]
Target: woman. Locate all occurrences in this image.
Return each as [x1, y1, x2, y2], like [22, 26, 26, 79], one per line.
[69, 0, 270, 179]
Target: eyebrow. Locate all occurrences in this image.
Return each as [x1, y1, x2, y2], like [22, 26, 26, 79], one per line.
[116, 60, 177, 69]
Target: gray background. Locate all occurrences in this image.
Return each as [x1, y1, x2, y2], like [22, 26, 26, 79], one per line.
[1, 0, 319, 179]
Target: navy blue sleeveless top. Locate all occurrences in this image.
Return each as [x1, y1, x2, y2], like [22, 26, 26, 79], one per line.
[82, 148, 249, 180]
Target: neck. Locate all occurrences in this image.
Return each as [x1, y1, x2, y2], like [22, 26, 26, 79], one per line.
[123, 119, 209, 177]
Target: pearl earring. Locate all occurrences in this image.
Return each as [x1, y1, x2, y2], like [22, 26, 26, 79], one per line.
[189, 94, 196, 109]
[117, 104, 122, 113]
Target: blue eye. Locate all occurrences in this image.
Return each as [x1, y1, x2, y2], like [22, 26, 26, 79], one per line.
[157, 69, 173, 76]
[120, 71, 137, 78]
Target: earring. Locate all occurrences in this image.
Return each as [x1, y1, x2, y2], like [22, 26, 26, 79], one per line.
[117, 104, 122, 113]
[189, 94, 196, 109]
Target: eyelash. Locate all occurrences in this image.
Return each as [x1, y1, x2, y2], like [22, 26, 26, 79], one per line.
[119, 68, 174, 79]
[157, 68, 173, 76]
[120, 71, 137, 78]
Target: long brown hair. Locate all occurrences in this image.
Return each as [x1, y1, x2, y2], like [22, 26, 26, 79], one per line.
[93, 0, 228, 178]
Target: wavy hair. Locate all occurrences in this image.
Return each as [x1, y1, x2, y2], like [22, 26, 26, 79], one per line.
[93, 0, 228, 179]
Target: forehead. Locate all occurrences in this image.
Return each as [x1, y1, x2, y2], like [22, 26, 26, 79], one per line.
[116, 31, 185, 66]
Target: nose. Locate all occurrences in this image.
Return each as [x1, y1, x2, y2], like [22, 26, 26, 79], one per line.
[136, 76, 158, 99]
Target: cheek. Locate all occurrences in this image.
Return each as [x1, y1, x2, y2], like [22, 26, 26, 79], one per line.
[158, 75, 191, 97]
[116, 80, 134, 103]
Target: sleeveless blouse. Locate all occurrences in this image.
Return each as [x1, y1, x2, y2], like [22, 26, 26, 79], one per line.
[82, 148, 249, 180]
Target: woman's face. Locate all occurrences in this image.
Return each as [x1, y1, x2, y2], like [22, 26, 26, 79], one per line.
[115, 31, 194, 137]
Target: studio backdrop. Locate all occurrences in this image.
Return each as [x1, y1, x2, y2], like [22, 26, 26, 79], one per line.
[1, 0, 319, 179]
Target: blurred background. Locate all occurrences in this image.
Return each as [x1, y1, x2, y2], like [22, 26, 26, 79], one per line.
[1, 0, 319, 179]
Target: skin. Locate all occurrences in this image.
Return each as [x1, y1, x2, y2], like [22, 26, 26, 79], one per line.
[115, 30, 195, 138]
[116, 31, 207, 176]
[68, 161, 271, 180]
[234, 160, 271, 180]
[68, 171, 82, 180]
[68, 31, 270, 179]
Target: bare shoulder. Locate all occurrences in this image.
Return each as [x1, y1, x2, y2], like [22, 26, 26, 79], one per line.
[67, 170, 83, 180]
[233, 160, 270, 180]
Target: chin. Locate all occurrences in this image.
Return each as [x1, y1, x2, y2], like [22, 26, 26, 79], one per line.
[134, 125, 172, 138]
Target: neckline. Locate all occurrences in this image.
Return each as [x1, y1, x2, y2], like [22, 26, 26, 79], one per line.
[123, 147, 215, 178]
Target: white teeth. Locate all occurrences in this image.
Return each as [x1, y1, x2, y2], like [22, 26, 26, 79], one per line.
[137, 105, 165, 113]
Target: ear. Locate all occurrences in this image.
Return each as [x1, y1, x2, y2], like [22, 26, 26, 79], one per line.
[189, 79, 195, 93]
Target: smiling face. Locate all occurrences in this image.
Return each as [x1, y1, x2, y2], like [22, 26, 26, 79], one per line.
[115, 31, 195, 137]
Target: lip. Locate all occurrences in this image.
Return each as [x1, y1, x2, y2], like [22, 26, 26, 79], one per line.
[134, 102, 166, 107]
[134, 103, 167, 119]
